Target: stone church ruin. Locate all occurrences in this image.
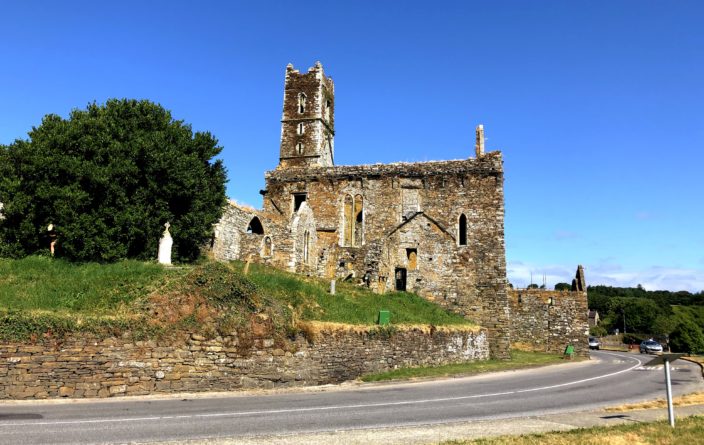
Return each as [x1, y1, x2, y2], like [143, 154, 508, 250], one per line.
[212, 62, 588, 358]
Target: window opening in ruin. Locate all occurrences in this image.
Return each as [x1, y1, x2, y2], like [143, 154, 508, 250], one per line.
[354, 194, 363, 246]
[303, 230, 310, 263]
[296, 142, 304, 155]
[293, 193, 307, 212]
[325, 99, 331, 121]
[297, 123, 305, 135]
[246, 217, 264, 235]
[459, 214, 467, 246]
[395, 268, 407, 292]
[298, 93, 306, 113]
[343, 194, 353, 246]
[406, 248, 417, 270]
[263, 236, 272, 257]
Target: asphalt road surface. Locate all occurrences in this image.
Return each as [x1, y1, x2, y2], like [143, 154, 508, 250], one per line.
[0, 351, 701, 444]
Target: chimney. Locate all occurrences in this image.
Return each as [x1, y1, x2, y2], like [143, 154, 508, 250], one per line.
[475, 124, 485, 157]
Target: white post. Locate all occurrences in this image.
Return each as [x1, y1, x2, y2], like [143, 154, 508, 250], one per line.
[664, 358, 675, 428]
[330, 279, 336, 295]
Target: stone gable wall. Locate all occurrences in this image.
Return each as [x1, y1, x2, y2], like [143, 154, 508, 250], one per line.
[508, 289, 590, 357]
[258, 153, 509, 358]
[0, 327, 488, 400]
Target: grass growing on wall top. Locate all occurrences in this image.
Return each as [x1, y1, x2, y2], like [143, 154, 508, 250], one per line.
[0, 256, 178, 313]
[361, 351, 563, 382]
[232, 261, 474, 326]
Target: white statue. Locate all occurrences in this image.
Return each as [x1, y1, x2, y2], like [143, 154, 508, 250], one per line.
[158, 222, 173, 265]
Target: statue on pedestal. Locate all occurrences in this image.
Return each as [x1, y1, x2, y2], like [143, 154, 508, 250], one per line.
[158, 222, 173, 265]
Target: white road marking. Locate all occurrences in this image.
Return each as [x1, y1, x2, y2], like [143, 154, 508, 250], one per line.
[0, 352, 644, 427]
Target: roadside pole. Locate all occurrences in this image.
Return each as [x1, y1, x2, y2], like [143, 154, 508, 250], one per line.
[643, 353, 685, 428]
[664, 357, 674, 427]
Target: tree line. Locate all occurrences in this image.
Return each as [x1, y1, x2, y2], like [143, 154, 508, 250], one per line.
[587, 285, 704, 354]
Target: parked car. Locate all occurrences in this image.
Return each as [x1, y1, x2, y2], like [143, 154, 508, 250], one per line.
[588, 336, 601, 350]
[639, 339, 663, 354]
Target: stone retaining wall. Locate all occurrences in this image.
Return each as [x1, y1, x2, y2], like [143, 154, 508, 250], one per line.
[0, 326, 488, 399]
[508, 289, 590, 357]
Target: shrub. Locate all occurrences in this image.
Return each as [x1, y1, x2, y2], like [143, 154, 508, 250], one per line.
[670, 319, 704, 354]
[0, 99, 226, 262]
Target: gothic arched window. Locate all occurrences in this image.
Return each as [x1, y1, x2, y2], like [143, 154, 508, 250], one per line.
[458, 214, 467, 246]
[247, 216, 264, 235]
[298, 93, 306, 113]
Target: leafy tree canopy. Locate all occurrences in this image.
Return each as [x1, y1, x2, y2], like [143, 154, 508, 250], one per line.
[0, 99, 227, 262]
[554, 282, 571, 291]
[670, 318, 704, 354]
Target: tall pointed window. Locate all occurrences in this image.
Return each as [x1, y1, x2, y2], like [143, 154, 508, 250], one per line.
[354, 194, 364, 246]
[343, 194, 364, 247]
[458, 214, 467, 246]
[298, 93, 306, 113]
[297, 123, 305, 135]
[296, 142, 304, 155]
[343, 195, 353, 246]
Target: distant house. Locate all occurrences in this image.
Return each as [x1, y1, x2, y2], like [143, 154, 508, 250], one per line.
[588, 310, 600, 327]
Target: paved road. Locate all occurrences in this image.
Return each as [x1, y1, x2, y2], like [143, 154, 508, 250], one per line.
[0, 351, 701, 444]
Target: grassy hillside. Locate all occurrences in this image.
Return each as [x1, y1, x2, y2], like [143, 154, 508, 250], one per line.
[0, 257, 473, 340]
[234, 261, 472, 326]
[0, 256, 177, 313]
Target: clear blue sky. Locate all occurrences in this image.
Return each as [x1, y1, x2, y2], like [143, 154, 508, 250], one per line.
[2, 1, 702, 291]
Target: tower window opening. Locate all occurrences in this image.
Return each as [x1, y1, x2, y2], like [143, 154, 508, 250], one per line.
[247, 217, 264, 235]
[296, 142, 304, 155]
[293, 193, 307, 212]
[298, 93, 306, 113]
[297, 123, 305, 135]
[459, 213, 467, 246]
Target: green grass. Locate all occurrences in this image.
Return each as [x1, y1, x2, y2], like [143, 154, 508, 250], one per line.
[234, 260, 474, 326]
[361, 350, 564, 382]
[443, 415, 704, 444]
[0, 256, 179, 313]
[0, 257, 473, 340]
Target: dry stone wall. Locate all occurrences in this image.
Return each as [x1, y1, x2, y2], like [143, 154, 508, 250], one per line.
[508, 289, 590, 357]
[0, 327, 488, 400]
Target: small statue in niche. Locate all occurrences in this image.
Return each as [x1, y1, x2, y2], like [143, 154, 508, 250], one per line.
[158, 222, 173, 265]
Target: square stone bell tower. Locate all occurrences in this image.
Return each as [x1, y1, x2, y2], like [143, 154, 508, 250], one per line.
[278, 62, 335, 169]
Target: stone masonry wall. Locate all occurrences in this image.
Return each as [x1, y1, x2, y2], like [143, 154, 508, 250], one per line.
[260, 153, 510, 358]
[508, 289, 590, 357]
[0, 327, 488, 400]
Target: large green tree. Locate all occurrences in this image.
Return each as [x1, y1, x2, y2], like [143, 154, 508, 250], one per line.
[0, 99, 227, 262]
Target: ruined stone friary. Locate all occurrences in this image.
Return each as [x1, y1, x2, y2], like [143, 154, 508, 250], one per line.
[212, 62, 588, 358]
